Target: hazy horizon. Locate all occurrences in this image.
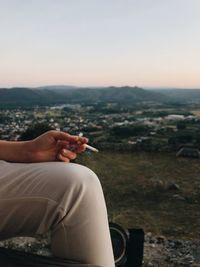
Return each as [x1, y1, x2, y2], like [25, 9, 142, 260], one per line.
[0, 0, 200, 88]
[1, 84, 200, 90]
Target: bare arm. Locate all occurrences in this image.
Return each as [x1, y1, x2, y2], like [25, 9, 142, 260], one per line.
[0, 131, 87, 163]
[0, 140, 31, 162]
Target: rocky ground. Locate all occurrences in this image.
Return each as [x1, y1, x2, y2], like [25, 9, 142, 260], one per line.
[0, 234, 199, 267]
[144, 233, 200, 267]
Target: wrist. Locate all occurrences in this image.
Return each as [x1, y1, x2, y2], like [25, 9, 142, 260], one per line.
[22, 140, 36, 163]
[9, 140, 36, 163]
[0, 140, 34, 163]
[12, 141, 34, 163]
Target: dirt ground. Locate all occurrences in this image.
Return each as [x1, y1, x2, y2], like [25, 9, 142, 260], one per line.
[0, 234, 200, 267]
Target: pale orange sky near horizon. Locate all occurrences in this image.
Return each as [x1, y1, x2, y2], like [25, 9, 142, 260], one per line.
[0, 0, 200, 88]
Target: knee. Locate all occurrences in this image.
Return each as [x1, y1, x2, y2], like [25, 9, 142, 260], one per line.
[51, 163, 104, 219]
[28, 163, 103, 234]
[61, 163, 102, 195]
[43, 162, 103, 202]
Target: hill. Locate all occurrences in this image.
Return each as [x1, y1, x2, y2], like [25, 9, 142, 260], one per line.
[0, 86, 170, 106]
[151, 88, 200, 102]
[53, 86, 170, 104]
[0, 87, 61, 106]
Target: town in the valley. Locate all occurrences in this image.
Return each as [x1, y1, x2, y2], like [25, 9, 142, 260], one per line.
[1, 102, 200, 156]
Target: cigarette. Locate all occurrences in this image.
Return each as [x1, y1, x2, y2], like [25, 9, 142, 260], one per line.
[78, 133, 99, 152]
[85, 144, 99, 152]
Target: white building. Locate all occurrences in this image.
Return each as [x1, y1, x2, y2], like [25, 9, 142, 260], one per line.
[165, 115, 185, 121]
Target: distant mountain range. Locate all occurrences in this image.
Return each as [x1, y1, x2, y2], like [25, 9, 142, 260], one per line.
[1, 86, 200, 107]
[0, 86, 171, 106]
[151, 89, 200, 102]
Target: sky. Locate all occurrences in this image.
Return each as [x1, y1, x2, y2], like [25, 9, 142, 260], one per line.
[0, 0, 200, 88]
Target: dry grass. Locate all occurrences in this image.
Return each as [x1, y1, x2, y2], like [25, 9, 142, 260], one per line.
[192, 110, 200, 117]
[77, 151, 200, 241]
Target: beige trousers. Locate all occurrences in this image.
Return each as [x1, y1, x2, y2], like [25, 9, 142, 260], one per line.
[0, 160, 115, 267]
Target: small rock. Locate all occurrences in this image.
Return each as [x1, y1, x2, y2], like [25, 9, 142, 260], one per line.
[172, 194, 185, 200]
[166, 182, 180, 191]
[145, 232, 153, 242]
[147, 262, 154, 267]
[156, 235, 166, 244]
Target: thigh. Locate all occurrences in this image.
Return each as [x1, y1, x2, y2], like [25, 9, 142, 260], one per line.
[0, 161, 86, 240]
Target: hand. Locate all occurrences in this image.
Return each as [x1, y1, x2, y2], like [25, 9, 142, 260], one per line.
[27, 130, 88, 163]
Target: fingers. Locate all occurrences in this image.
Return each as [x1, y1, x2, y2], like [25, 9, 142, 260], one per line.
[78, 136, 88, 144]
[50, 131, 88, 161]
[58, 149, 77, 163]
[50, 130, 88, 144]
[58, 154, 70, 163]
[63, 143, 87, 153]
[56, 132, 88, 154]
[76, 144, 87, 153]
[62, 149, 77, 160]
[69, 135, 88, 144]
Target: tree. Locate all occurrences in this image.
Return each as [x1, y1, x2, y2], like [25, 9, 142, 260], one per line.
[176, 122, 186, 130]
[110, 125, 149, 138]
[20, 123, 53, 141]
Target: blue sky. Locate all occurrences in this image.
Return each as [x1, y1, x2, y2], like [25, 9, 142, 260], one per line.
[0, 0, 200, 88]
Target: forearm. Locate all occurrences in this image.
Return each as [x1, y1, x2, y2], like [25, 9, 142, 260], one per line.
[0, 140, 32, 162]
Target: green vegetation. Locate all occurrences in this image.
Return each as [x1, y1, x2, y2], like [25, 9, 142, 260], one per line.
[77, 151, 200, 241]
[1, 89, 200, 243]
[110, 125, 149, 138]
[20, 123, 53, 140]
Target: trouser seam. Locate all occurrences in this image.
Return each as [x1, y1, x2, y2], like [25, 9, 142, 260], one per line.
[0, 196, 64, 209]
[0, 196, 67, 218]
